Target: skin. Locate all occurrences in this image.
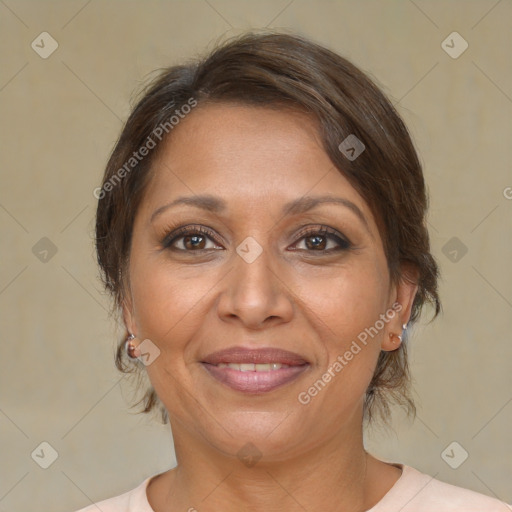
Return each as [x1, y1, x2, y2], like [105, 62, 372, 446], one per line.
[122, 102, 419, 512]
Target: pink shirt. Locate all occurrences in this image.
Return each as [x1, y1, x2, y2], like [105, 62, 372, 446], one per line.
[74, 463, 510, 511]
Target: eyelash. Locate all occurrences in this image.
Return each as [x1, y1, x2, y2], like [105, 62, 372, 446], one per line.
[161, 224, 352, 254]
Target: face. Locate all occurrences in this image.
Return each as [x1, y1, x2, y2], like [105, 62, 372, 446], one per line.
[123, 103, 417, 460]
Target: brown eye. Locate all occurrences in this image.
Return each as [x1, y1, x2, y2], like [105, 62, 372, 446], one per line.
[163, 226, 222, 252]
[181, 233, 207, 250]
[305, 234, 328, 250]
[294, 227, 351, 253]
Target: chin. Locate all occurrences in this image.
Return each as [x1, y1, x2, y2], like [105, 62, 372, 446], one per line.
[202, 411, 308, 463]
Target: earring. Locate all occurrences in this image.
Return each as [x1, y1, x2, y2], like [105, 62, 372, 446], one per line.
[125, 333, 140, 359]
[389, 332, 403, 344]
[388, 323, 408, 345]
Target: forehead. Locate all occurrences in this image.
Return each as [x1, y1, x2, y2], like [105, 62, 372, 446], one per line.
[142, 103, 376, 232]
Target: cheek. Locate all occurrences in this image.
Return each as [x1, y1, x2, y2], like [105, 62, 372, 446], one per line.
[297, 260, 389, 344]
[129, 257, 220, 352]
[298, 260, 388, 392]
[300, 275, 385, 409]
[130, 248, 389, 351]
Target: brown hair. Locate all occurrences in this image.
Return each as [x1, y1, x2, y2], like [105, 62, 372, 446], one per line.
[96, 30, 441, 428]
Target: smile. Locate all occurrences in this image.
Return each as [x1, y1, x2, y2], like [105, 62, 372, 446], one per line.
[215, 362, 290, 371]
[201, 362, 309, 393]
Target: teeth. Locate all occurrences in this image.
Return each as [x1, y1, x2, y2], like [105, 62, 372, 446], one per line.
[216, 362, 289, 371]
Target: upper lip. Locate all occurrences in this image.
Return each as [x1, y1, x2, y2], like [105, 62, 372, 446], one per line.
[202, 346, 309, 366]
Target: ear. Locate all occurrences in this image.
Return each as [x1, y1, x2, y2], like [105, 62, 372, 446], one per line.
[381, 263, 419, 352]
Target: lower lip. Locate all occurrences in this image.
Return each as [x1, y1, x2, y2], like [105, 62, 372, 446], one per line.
[201, 363, 309, 393]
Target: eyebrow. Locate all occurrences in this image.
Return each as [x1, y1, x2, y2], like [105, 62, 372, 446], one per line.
[150, 194, 372, 235]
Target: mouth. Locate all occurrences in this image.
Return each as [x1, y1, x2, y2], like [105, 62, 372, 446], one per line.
[201, 346, 310, 394]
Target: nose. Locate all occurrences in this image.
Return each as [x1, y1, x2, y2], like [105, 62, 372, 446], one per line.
[216, 243, 294, 330]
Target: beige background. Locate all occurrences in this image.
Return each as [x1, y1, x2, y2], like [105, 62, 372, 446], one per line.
[1, 1, 511, 510]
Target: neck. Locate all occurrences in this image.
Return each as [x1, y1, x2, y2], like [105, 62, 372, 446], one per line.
[150, 416, 384, 512]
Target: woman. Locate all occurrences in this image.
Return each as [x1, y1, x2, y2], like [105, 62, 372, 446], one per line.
[76, 32, 509, 511]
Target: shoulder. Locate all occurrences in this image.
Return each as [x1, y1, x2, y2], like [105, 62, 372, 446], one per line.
[372, 463, 511, 512]
[72, 476, 154, 512]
